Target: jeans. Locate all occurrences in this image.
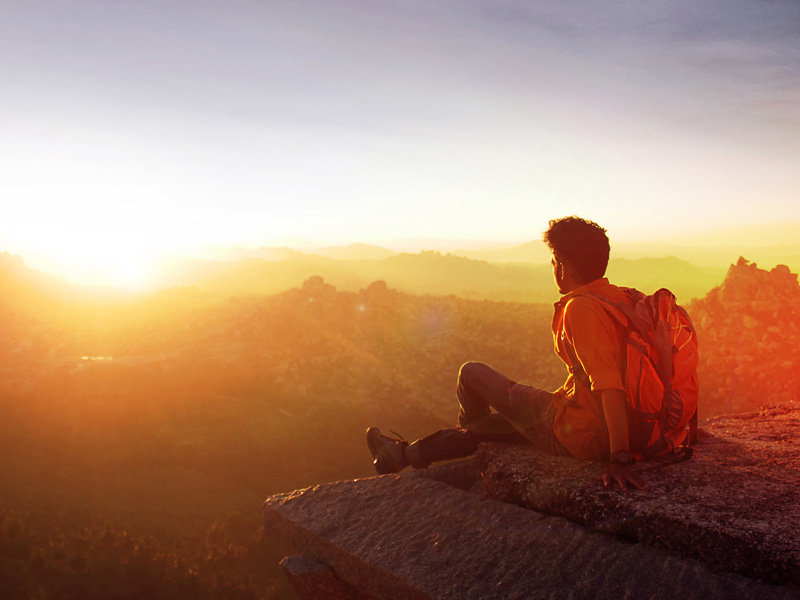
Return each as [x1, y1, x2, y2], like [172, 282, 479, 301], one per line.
[406, 362, 569, 469]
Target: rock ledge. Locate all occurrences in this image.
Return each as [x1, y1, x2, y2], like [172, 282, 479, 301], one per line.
[263, 403, 800, 599]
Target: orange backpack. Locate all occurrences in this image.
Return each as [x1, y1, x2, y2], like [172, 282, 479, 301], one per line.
[578, 288, 699, 459]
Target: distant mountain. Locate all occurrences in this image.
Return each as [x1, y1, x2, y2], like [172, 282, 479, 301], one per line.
[0, 252, 113, 310]
[452, 240, 551, 264]
[606, 256, 725, 303]
[150, 251, 557, 303]
[309, 243, 397, 261]
[378, 252, 555, 302]
[612, 241, 800, 271]
[661, 220, 800, 247]
[220, 246, 306, 261]
[147, 251, 727, 304]
[218, 243, 396, 262]
[0, 252, 65, 291]
[451, 238, 800, 272]
[5, 238, 789, 309]
[383, 237, 514, 253]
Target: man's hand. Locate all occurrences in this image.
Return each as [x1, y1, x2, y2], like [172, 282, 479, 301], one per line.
[603, 463, 647, 491]
[599, 388, 647, 491]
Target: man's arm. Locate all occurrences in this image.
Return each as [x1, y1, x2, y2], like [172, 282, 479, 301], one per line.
[600, 389, 647, 491]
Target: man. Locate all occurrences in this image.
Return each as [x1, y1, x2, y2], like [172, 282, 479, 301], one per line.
[367, 216, 646, 491]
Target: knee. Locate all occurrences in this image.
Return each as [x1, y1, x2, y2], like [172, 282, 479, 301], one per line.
[458, 361, 488, 387]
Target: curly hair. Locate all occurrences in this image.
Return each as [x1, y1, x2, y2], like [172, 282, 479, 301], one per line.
[542, 216, 610, 283]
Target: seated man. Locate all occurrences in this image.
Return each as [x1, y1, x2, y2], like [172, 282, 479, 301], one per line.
[367, 216, 647, 491]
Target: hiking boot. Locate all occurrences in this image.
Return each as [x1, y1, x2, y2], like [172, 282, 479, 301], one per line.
[366, 427, 410, 475]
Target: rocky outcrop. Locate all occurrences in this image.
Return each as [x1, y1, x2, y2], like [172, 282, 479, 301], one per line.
[263, 403, 800, 599]
[301, 275, 337, 300]
[263, 475, 796, 600]
[479, 402, 800, 586]
[690, 258, 800, 417]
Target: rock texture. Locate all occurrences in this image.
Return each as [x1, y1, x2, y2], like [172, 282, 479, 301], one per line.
[689, 258, 800, 417]
[479, 402, 800, 587]
[279, 555, 375, 600]
[263, 471, 798, 599]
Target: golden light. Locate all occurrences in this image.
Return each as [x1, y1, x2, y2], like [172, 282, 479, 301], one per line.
[10, 215, 163, 290]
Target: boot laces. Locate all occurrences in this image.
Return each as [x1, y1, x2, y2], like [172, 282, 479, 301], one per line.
[388, 429, 406, 442]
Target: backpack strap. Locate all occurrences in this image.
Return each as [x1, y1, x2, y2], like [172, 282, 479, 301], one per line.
[688, 408, 698, 446]
[560, 332, 609, 453]
[582, 291, 678, 391]
[638, 444, 694, 473]
[561, 335, 591, 390]
[569, 289, 698, 463]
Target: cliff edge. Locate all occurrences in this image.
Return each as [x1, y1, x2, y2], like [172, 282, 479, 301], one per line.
[263, 403, 800, 599]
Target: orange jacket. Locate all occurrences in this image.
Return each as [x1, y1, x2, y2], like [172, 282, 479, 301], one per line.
[551, 278, 628, 460]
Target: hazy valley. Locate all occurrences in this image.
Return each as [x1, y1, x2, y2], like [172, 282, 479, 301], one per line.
[1, 247, 798, 598]
[147, 248, 727, 307]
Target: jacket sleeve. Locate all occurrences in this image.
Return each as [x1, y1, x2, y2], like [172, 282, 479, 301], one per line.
[563, 297, 625, 392]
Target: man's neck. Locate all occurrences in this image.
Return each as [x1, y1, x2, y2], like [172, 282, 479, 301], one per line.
[559, 277, 607, 296]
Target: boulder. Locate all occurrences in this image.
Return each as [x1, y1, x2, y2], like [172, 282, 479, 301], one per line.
[479, 402, 800, 586]
[263, 469, 798, 598]
[263, 404, 800, 599]
[689, 260, 800, 417]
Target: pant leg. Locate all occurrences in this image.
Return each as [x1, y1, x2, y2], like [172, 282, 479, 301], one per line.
[457, 362, 554, 434]
[406, 362, 569, 468]
[406, 428, 527, 469]
[443, 362, 570, 460]
[405, 362, 526, 468]
[456, 361, 520, 433]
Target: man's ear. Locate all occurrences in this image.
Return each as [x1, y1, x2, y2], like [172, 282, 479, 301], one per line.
[556, 256, 569, 279]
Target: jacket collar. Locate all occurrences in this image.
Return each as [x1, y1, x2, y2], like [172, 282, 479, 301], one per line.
[554, 277, 610, 311]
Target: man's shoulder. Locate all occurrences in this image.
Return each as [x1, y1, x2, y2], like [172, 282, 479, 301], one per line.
[566, 280, 628, 308]
[588, 280, 628, 300]
[562, 295, 608, 325]
[562, 282, 632, 331]
[564, 295, 597, 311]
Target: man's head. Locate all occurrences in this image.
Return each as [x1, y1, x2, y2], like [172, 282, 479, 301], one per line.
[543, 216, 610, 294]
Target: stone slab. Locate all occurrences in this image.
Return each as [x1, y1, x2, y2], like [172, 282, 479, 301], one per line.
[478, 403, 800, 587]
[263, 474, 798, 600]
[280, 555, 375, 600]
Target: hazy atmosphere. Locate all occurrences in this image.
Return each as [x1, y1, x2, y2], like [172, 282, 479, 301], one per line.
[2, 0, 800, 287]
[2, 3, 800, 598]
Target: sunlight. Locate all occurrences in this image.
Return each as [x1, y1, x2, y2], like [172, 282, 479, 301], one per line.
[12, 222, 160, 290]
[58, 253, 154, 290]
[113, 257, 152, 290]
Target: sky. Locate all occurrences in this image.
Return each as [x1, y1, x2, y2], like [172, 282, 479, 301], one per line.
[1, 0, 799, 286]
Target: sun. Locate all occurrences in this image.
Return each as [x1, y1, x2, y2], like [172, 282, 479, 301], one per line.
[10, 222, 161, 290]
[51, 248, 155, 291]
[111, 257, 153, 290]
